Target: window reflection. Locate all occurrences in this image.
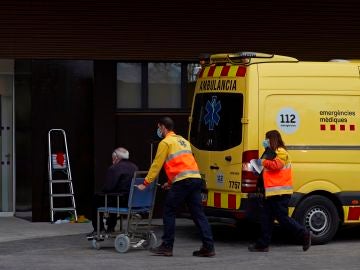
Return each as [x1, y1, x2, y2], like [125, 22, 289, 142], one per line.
[116, 62, 197, 110]
[148, 63, 181, 108]
[116, 63, 142, 108]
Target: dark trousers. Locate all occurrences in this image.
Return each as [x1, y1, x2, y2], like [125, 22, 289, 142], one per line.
[91, 194, 126, 231]
[162, 178, 214, 250]
[257, 194, 305, 248]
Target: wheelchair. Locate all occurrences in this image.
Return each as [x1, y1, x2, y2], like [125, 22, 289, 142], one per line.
[90, 171, 158, 253]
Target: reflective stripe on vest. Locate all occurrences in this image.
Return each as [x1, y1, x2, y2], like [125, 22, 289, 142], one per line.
[172, 170, 201, 181]
[166, 149, 192, 162]
[263, 165, 293, 197]
[265, 185, 293, 192]
[164, 151, 200, 182]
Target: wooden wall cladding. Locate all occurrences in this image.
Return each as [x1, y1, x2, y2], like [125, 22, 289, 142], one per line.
[0, 0, 358, 61]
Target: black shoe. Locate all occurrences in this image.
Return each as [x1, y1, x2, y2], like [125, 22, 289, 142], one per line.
[86, 230, 105, 240]
[149, 243, 173, 257]
[193, 246, 216, 257]
[303, 230, 312, 252]
[248, 243, 269, 252]
[86, 230, 97, 239]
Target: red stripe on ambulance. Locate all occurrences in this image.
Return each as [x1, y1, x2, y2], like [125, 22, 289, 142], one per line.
[198, 68, 205, 78]
[220, 66, 230, 76]
[207, 66, 216, 77]
[214, 192, 221, 208]
[236, 66, 246, 77]
[228, 194, 236, 209]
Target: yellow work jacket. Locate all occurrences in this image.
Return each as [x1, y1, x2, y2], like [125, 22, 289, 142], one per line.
[144, 131, 201, 186]
[262, 147, 293, 197]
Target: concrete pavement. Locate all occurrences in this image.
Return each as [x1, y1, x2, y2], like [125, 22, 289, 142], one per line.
[0, 216, 93, 243]
[1, 216, 360, 270]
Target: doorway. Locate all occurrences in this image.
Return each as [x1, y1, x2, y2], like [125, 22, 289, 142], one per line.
[0, 60, 14, 216]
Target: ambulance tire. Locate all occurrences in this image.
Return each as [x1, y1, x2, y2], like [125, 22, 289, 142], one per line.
[294, 195, 339, 245]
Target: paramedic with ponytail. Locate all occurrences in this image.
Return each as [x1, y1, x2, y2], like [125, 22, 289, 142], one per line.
[248, 130, 312, 252]
[136, 116, 215, 257]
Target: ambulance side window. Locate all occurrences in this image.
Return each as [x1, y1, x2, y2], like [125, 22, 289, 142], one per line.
[190, 93, 243, 151]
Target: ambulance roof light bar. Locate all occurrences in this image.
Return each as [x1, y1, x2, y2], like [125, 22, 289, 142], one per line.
[233, 51, 274, 58]
[209, 51, 298, 65]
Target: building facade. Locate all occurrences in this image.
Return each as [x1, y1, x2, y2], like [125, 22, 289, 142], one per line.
[0, 0, 358, 221]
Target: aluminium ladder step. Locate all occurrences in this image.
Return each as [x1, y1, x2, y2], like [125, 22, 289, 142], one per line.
[50, 180, 72, 183]
[52, 207, 76, 211]
[51, 194, 74, 197]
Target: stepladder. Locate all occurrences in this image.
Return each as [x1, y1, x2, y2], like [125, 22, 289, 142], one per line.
[48, 129, 78, 223]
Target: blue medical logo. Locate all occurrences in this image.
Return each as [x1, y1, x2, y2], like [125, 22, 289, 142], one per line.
[204, 96, 221, 130]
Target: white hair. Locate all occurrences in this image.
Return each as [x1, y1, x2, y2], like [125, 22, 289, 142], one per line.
[112, 147, 129, 160]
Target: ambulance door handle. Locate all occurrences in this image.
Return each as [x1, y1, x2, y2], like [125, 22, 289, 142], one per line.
[210, 165, 219, 170]
[225, 156, 232, 162]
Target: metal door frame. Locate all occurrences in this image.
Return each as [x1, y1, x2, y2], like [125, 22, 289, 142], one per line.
[0, 60, 15, 216]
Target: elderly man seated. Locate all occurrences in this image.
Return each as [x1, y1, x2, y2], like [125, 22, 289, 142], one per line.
[86, 147, 138, 239]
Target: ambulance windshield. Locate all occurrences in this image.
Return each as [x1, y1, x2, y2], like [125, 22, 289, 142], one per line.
[190, 93, 243, 151]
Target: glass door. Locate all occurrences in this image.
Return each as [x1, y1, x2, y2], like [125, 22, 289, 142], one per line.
[0, 60, 14, 215]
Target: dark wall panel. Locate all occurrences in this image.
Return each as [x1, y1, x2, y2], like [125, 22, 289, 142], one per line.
[0, 0, 359, 61]
[14, 61, 32, 211]
[93, 61, 117, 191]
[30, 60, 94, 221]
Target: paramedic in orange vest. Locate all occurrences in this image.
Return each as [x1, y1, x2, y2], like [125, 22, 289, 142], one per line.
[248, 130, 312, 252]
[136, 117, 215, 257]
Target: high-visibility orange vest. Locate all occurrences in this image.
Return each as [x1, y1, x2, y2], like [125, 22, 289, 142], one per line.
[163, 133, 201, 183]
[262, 147, 293, 197]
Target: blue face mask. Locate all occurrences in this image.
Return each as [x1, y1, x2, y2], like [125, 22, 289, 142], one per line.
[262, 139, 270, 148]
[157, 127, 163, 139]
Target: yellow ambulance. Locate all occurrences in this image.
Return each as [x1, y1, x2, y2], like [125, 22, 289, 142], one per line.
[188, 52, 360, 244]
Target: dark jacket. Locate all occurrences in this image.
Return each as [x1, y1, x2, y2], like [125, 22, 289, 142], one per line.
[102, 160, 138, 194]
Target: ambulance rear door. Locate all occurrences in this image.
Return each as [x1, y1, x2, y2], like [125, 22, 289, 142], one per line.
[189, 85, 245, 209]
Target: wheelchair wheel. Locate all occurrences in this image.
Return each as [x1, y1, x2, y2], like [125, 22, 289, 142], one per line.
[114, 234, 130, 253]
[143, 231, 157, 249]
[91, 239, 101, 250]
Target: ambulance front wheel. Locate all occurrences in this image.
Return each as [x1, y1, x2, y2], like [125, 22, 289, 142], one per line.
[294, 195, 339, 245]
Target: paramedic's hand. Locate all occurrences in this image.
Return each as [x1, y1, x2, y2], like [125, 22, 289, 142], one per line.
[136, 184, 146, 191]
[161, 182, 171, 190]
